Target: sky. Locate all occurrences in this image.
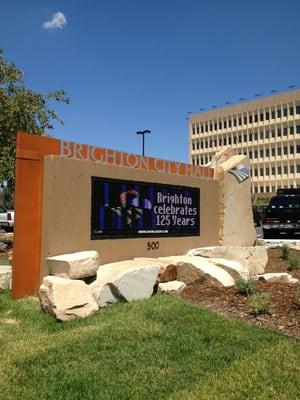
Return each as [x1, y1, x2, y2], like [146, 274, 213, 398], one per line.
[1, 0, 300, 162]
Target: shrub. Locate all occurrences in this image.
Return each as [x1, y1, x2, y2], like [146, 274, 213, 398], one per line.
[282, 244, 290, 260]
[288, 254, 300, 271]
[250, 293, 271, 316]
[255, 239, 265, 246]
[235, 278, 257, 296]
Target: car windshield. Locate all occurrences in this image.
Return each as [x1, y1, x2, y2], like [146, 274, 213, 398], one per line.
[269, 197, 300, 209]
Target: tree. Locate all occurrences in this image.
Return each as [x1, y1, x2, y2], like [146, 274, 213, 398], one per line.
[0, 48, 70, 202]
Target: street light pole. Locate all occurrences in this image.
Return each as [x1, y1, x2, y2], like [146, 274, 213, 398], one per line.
[136, 130, 151, 156]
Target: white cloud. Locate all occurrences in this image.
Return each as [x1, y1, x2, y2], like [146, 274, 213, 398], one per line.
[43, 11, 67, 30]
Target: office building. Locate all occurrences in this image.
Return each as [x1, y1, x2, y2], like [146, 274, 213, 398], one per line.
[189, 89, 300, 194]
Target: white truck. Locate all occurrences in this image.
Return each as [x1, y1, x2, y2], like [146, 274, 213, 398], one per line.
[0, 208, 14, 231]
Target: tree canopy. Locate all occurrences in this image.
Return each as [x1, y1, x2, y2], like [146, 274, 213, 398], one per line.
[0, 49, 70, 193]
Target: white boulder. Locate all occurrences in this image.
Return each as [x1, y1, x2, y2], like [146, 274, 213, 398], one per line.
[187, 246, 267, 275]
[257, 273, 298, 284]
[92, 260, 160, 305]
[0, 266, 12, 291]
[209, 258, 250, 280]
[159, 256, 235, 287]
[158, 280, 186, 294]
[46, 251, 99, 279]
[39, 276, 98, 321]
[134, 257, 177, 282]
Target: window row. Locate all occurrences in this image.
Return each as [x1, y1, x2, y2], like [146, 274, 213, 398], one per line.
[252, 185, 300, 194]
[192, 105, 300, 134]
[191, 126, 300, 150]
[252, 164, 300, 177]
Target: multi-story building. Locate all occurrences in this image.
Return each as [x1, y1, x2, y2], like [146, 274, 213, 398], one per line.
[189, 89, 300, 194]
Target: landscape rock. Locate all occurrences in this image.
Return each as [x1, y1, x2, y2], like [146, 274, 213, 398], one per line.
[208, 258, 250, 280]
[134, 257, 177, 282]
[0, 265, 12, 291]
[187, 246, 267, 275]
[158, 280, 186, 294]
[92, 260, 160, 305]
[46, 250, 99, 279]
[159, 256, 235, 287]
[257, 273, 298, 284]
[39, 276, 99, 321]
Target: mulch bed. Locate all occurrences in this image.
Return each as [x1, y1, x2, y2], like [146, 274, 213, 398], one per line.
[180, 248, 300, 339]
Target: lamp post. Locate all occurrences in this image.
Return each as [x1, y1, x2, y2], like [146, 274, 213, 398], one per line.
[136, 130, 151, 156]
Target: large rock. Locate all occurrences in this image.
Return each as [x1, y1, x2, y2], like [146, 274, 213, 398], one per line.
[187, 246, 267, 275]
[257, 273, 298, 284]
[134, 257, 177, 282]
[46, 251, 99, 279]
[158, 280, 186, 294]
[39, 276, 98, 321]
[0, 266, 12, 291]
[208, 258, 250, 280]
[92, 260, 160, 306]
[159, 256, 235, 287]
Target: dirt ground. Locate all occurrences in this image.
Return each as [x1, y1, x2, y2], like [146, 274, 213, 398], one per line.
[181, 248, 300, 339]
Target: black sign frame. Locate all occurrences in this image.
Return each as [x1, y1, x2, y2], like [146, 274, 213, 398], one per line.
[91, 176, 200, 240]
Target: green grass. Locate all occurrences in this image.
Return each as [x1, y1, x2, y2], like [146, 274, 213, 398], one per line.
[0, 292, 299, 400]
[0, 258, 9, 266]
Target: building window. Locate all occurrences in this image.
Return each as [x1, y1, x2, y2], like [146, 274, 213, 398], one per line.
[296, 125, 300, 134]
[290, 126, 294, 134]
[228, 120, 232, 128]
[210, 124, 213, 132]
[291, 165, 295, 173]
[260, 149, 264, 158]
[284, 146, 288, 155]
[201, 142, 203, 149]
[277, 147, 282, 156]
[249, 151, 252, 159]
[260, 131, 264, 139]
[224, 121, 227, 129]
[249, 133, 253, 141]
[233, 119, 237, 127]
[265, 131, 269, 139]
[219, 122, 222, 129]
[278, 166, 282, 175]
[297, 165, 300, 173]
[254, 187, 258, 193]
[254, 132, 258, 140]
[271, 110, 275, 119]
[201, 125, 204, 133]
[296, 106, 300, 114]
[271, 148, 275, 157]
[205, 141, 208, 148]
[214, 140, 217, 147]
[277, 128, 282, 137]
[249, 115, 253, 123]
[214, 123, 217, 130]
[254, 169, 258, 176]
[196, 158, 199, 165]
[219, 139, 222, 146]
[283, 127, 288, 135]
[192, 126, 195, 135]
[266, 148, 270, 157]
[239, 118, 242, 126]
[283, 108, 288, 117]
[260, 113, 264, 121]
[254, 114, 258, 123]
[290, 145, 294, 154]
[244, 116, 247, 124]
[266, 112, 270, 120]
[277, 109, 282, 118]
[272, 167, 276, 175]
[254, 150, 258, 158]
[284, 165, 288, 174]
[260, 168, 264, 176]
[234, 136, 237, 144]
[266, 186, 270, 193]
[228, 137, 232, 145]
[243, 134, 247, 142]
[266, 167, 270, 176]
[205, 125, 208, 132]
[297, 145, 300, 153]
[209, 140, 213, 147]
[192, 158, 195, 164]
[238, 135, 242, 143]
[272, 130, 275, 138]
[290, 107, 294, 116]
[192, 142, 195, 150]
[223, 138, 227, 145]
[196, 126, 199, 134]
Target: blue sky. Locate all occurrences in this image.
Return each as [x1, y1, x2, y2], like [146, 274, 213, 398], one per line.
[1, 0, 300, 162]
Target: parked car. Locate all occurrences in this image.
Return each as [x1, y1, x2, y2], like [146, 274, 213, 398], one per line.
[0, 208, 14, 231]
[262, 192, 300, 239]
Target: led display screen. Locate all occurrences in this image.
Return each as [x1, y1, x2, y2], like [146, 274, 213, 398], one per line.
[91, 177, 200, 239]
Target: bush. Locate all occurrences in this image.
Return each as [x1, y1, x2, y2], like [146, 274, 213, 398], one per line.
[235, 278, 257, 296]
[282, 244, 290, 260]
[288, 254, 300, 271]
[250, 293, 271, 316]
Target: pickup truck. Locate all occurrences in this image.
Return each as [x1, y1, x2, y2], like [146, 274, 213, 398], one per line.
[262, 195, 300, 239]
[0, 208, 14, 231]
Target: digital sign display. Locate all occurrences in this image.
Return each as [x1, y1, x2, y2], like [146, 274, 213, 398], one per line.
[91, 177, 200, 239]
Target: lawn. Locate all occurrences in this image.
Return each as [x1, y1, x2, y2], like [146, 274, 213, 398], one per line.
[0, 258, 9, 266]
[0, 292, 299, 400]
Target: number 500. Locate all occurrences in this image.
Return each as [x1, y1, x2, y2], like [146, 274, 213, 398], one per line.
[147, 241, 159, 250]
